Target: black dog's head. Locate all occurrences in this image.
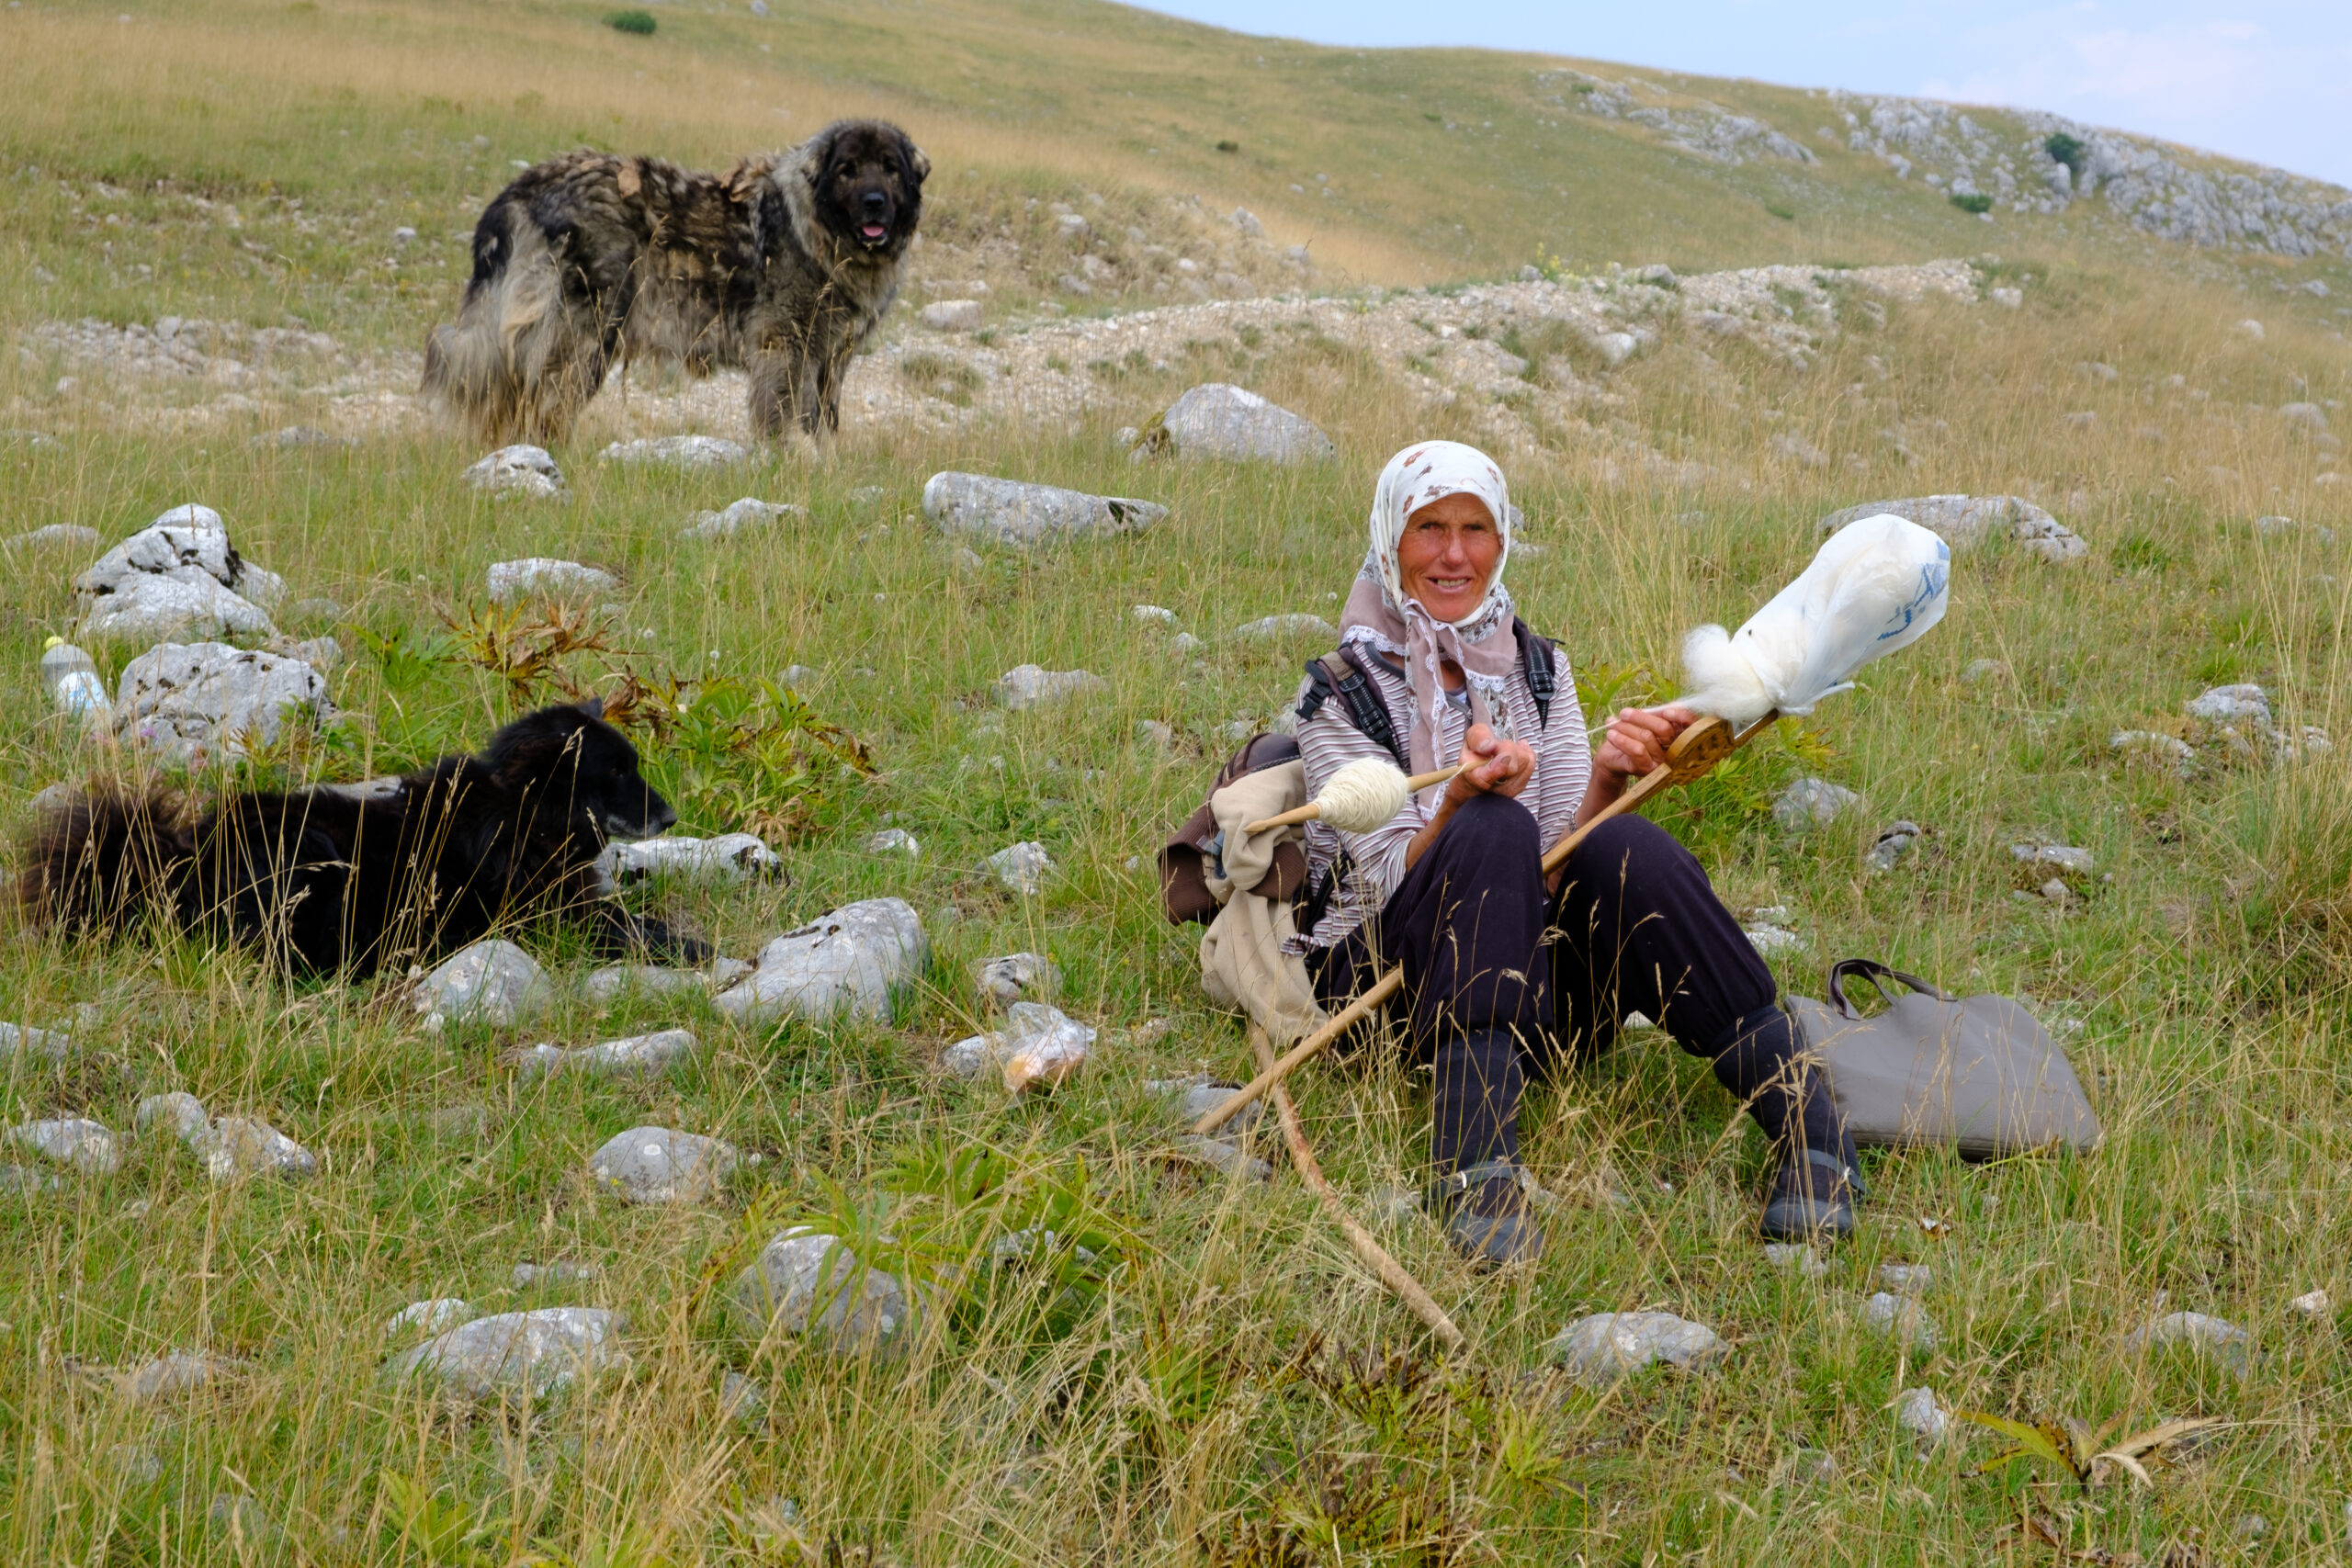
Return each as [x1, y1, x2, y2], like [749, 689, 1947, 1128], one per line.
[803, 118, 927, 257]
[484, 700, 677, 844]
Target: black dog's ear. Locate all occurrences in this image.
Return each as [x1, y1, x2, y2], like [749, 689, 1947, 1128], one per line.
[902, 131, 930, 185]
[578, 694, 605, 719]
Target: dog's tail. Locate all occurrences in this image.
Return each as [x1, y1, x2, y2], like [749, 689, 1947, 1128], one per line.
[421, 201, 573, 446]
[17, 785, 192, 935]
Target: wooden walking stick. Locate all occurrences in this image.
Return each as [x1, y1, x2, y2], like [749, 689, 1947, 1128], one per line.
[1191, 711, 1774, 1138]
[1246, 1022, 1464, 1351]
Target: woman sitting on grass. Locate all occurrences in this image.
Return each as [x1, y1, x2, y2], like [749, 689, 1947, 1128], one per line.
[1293, 439, 1860, 1267]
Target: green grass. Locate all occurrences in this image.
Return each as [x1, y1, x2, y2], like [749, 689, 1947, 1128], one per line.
[1, 0, 2351, 1562]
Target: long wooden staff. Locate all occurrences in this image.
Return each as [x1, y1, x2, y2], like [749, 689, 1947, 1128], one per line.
[1246, 1023, 1464, 1350]
[1191, 710, 1773, 1137]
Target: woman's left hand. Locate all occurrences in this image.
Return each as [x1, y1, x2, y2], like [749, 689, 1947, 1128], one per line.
[1595, 705, 1697, 785]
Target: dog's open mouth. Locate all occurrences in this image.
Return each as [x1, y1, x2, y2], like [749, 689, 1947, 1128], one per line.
[602, 812, 662, 842]
[858, 222, 890, 244]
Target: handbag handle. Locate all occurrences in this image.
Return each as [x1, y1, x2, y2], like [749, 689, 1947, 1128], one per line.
[1826, 957, 1950, 1020]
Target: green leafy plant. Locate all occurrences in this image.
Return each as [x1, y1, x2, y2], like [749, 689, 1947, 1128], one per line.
[1952, 1410, 2227, 1490]
[2044, 131, 2087, 180]
[1950, 191, 1994, 214]
[379, 1473, 499, 1568]
[441, 599, 618, 709]
[605, 672, 873, 841]
[356, 622, 456, 694]
[606, 9, 655, 34]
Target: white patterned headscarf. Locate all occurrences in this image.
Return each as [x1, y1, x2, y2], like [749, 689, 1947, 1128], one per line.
[1338, 440, 1519, 779]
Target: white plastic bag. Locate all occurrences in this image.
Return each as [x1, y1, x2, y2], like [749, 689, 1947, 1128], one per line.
[1680, 513, 1950, 723]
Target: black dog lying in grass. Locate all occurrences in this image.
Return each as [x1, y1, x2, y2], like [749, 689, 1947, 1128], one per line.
[19, 700, 709, 974]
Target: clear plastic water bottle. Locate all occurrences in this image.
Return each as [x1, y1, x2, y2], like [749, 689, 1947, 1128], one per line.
[40, 637, 107, 719]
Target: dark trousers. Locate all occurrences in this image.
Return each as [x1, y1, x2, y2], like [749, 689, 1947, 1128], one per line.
[1310, 794, 1837, 1175]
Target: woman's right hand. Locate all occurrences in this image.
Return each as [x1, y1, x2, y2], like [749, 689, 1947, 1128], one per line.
[1445, 723, 1536, 803]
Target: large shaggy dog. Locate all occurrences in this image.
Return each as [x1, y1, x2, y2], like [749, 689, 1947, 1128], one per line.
[18, 702, 707, 974]
[421, 118, 927, 445]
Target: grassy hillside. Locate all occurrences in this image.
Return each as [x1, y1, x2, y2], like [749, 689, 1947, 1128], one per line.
[3, 1, 2352, 1564]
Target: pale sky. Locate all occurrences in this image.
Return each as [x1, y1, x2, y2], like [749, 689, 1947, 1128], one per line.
[1130, 0, 2352, 188]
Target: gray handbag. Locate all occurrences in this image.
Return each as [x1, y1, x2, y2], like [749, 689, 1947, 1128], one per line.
[1789, 959, 2102, 1159]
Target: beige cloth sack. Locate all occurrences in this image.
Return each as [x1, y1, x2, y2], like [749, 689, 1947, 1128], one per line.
[1197, 761, 1330, 1046]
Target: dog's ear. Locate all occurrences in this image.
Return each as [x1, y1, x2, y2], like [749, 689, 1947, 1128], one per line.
[577, 694, 605, 719]
[901, 131, 930, 186]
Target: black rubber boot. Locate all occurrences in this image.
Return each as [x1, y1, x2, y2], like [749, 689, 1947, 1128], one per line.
[1710, 1004, 1861, 1242]
[1427, 1027, 1543, 1268]
[1427, 1157, 1544, 1268]
[1759, 1148, 1860, 1241]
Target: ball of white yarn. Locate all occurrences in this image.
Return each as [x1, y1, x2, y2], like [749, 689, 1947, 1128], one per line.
[1314, 757, 1412, 833]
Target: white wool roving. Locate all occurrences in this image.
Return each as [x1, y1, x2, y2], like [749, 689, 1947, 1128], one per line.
[1679, 514, 1950, 723]
[1313, 756, 1413, 833]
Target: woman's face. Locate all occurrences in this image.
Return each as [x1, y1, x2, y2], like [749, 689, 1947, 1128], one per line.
[1396, 491, 1501, 623]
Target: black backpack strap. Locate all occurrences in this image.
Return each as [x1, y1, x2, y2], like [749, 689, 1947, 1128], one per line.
[1296, 648, 1408, 772]
[1513, 617, 1557, 729]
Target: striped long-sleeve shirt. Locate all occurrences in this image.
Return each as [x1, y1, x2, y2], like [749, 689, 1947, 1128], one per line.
[1291, 640, 1592, 952]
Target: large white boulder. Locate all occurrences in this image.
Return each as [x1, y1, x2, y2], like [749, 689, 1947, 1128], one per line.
[600, 434, 748, 469]
[1817, 494, 2086, 563]
[413, 940, 553, 1029]
[714, 899, 928, 1026]
[729, 1228, 912, 1346]
[1156, 384, 1335, 463]
[922, 472, 1166, 547]
[486, 558, 617, 604]
[461, 445, 567, 499]
[387, 1307, 627, 1401]
[111, 641, 332, 761]
[76, 503, 282, 641]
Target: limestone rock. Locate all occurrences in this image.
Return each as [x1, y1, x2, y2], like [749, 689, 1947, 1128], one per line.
[1545, 1312, 1729, 1385]
[1154, 384, 1335, 463]
[1774, 777, 1862, 831]
[414, 939, 551, 1029]
[985, 840, 1055, 896]
[196, 1117, 319, 1181]
[1894, 1386, 1948, 1447]
[1169, 1134, 1273, 1183]
[587, 1126, 739, 1205]
[730, 1228, 911, 1346]
[600, 434, 749, 468]
[1818, 494, 2086, 562]
[942, 1032, 1006, 1079]
[462, 445, 567, 499]
[1594, 330, 1640, 367]
[975, 952, 1061, 1010]
[136, 1091, 210, 1141]
[998, 664, 1104, 709]
[864, 828, 922, 858]
[2010, 842, 2094, 875]
[1234, 613, 1338, 641]
[385, 1299, 476, 1337]
[5, 1117, 121, 1175]
[682, 497, 805, 541]
[6, 523, 102, 553]
[1861, 1292, 1939, 1350]
[0, 1021, 75, 1065]
[1864, 820, 1923, 872]
[512, 1260, 604, 1289]
[2290, 1288, 2331, 1317]
[388, 1307, 627, 1400]
[720, 1369, 768, 1427]
[920, 299, 984, 332]
[999, 1001, 1095, 1093]
[1765, 1242, 1831, 1278]
[486, 558, 616, 604]
[2123, 1310, 2255, 1375]
[2112, 729, 2193, 774]
[584, 964, 714, 1005]
[518, 1028, 697, 1079]
[110, 641, 330, 761]
[2186, 683, 2270, 726]
[1878, 1264, 1933, 1295]
[599, 833, 780, 884]
[713, 898, 928, 1026]
[1150, 1078, 1261, 1134]
[75, 503, 284, 643]
[121, 1350, 240, 1402]
[922, 471, 1166, 547]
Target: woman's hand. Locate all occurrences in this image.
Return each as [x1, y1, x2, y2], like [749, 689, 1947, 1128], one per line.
[1445, 723, 1536, 803]
[1591, 705, 1697, 793]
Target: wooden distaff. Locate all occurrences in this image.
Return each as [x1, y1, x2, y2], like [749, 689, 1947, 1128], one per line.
[1191, 711, 1771, 1137]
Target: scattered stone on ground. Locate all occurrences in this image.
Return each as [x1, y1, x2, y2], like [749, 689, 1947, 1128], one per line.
[4, 1117, 122, 1175]
[1817, 494, 2087, 562]
[1862, 1292, 1940, 1350]
[864, 828, 922, 857]
[512, 1260, 604, 1289]
[600, 434, 749, 468]
[486, 558, 618, 604]
[998, 664, 1107, 709]
[251, 423, 347, 449]
[730, 1228, 912, 1345]
[1774, 777, 1862, 831]
[197, 1117, 320, 1182]
[388, 1307, 628, 1400]
[1149, 1078, 1262, 1134]
[922, 471, 1167, 547]
[6, 523, 102, 553]
[681, 497, 806, 541]
[999, 1001, 1097, 1092]
[2011, 841, 2094, 875]
[0, 1165, 59, 1193]
[75, 503, 285, 643]
[1865, 820, 1924, 872]
[975, 952, 1061, 1010]
[518, 1029, 698, 1080]
[599, 832, 781, 884]
[1170, 632, 1204, 656]
[2123, 1310, 2255, 1375]
[1169, 1134, 1273, 1182]
[942, 1030, 1007, 1079]
[714, 898, 929, 1025]
[120, 1350, 242, 1403]
[209, 1496, 275, 1545]
[107, 1444, 163, 1485]
[1234, 613, 1339, 641]
[588, 1126, 739, 1206]
[2290, 1288, 2331, 1317]
[136, 1091, 210, 1141]
[1744, 921, 1804, 956]
[1894, 1386, 1949, 1447]
[1961, 658, 2010, 683]
[1765, 1242, 1831, 1278]
[920, 299, 984, 332]
[2186, 682, 2271, 726]
[1546, 1313, 1730, 1385]
[2112, 729, 2194, 775]
[385, 1299, 476, 1337]
[984, 840, 1057, 897]
[1135, 719, 1174, 751]
[720, 1370, 769, 1427]
[584, 964, 714, 1004]
[461, 445, 568, 500]
[414, 940, 553, 1030]
[110, 640, 331, 761]
[1878, 1264, 1933, 1295]
[1144, 383, 1337, 463]
[1132, 604, 1179, 626]
[1, 1021, 74, 1064]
